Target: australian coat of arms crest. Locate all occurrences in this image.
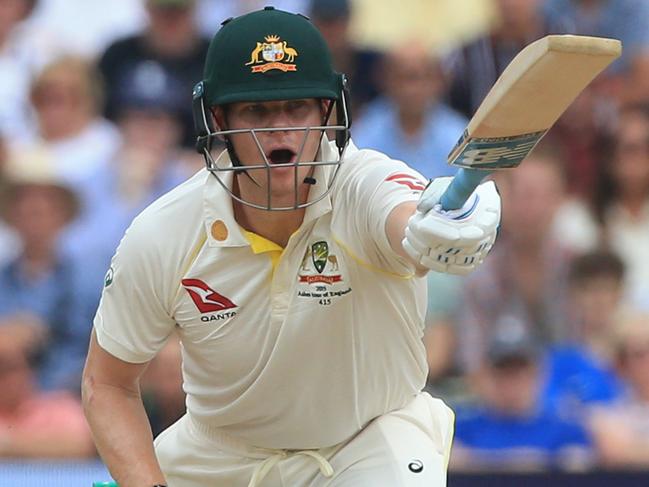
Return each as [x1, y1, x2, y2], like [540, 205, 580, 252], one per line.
[246, 35, 298, 73]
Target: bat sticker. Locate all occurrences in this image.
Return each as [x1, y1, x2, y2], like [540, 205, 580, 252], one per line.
[449, 130, 547, 169]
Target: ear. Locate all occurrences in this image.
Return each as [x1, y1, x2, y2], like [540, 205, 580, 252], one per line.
[320, 99, 333, 118]
[210, 106, 226, 131]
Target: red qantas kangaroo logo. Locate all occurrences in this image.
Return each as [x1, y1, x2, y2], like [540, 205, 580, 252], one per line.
[181, 279, 237, 313]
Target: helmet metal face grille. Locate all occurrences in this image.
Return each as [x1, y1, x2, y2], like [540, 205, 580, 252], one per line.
[197, 93, 351, 211]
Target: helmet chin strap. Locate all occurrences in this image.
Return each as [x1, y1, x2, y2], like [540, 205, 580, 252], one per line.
[225, 137, 262, 187]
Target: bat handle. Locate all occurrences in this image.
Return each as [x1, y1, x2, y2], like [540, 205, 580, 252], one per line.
[440, 168, 492, 210]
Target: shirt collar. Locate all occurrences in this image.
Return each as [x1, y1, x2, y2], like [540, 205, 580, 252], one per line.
[202, 154, 248, 248]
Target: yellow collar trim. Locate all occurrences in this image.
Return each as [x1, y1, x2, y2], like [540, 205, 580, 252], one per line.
[242, 230, 284, 254]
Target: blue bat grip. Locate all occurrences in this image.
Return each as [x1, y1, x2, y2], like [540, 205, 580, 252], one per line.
[440, 168, 492, 210]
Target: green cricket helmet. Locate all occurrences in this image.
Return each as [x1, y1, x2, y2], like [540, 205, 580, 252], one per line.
[192, 6, 352, 211]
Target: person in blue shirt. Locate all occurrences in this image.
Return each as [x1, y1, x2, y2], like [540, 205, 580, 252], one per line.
[452, 320, 593, 471]
[541, 250, 629, 422]
[351, 41, 467, 179]
[0, 148, 98, 392]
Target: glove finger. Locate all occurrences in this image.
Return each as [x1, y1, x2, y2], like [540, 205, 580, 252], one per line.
[457, 236, 494, 256]
[446, 263, 475, 276]
[419, 255, 449, 274]
[404, 227, 432, 256]
[419, 252, 459, 268]
[402, 236, 422, 263]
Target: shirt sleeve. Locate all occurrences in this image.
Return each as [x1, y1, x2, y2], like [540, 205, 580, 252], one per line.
[93, 216, 177, 364]
[331, 146, 428, 276]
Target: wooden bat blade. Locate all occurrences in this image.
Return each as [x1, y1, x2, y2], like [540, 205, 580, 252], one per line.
[439, 35, 621, 211]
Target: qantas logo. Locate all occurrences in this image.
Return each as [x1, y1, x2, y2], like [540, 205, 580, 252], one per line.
[385, 173, 427, 191]
[181, 279, 237, 313]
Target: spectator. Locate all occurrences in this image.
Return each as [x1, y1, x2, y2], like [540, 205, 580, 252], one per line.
[308, 0, 382, 116]
[352, 41, 467, 178]
[0, 147, 98, 392]
[446, 0, 573, 118]
[64, 62, 194, 282]
[22, 55, 121, 189]
[543, 0, 649, 104]
[452, 320, 593, 472]
[541, 0, 649, 201]
[589, 310, 649, 468]
[0, 340, 94, 458]
[593, 103, 649, 310]
[546, 135, 601, 252]
[97, 0, 209, 148]
[548, 86, 617, 205]
[0, 0, 64, 139]
[455, 148, 574, 372]
[566, 250, 628, 351]
[540, 251, 628, 423]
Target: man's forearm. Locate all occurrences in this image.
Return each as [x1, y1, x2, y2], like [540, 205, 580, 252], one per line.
[83, 380, 167, 487]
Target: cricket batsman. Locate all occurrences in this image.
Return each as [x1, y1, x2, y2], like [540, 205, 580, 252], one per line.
[82, 7, 501, 487]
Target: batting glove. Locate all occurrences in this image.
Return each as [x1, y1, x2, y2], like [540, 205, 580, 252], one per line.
[402, 177, 501, 275]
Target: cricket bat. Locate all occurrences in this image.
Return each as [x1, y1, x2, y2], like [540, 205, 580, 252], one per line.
[440, 35, 622, 210]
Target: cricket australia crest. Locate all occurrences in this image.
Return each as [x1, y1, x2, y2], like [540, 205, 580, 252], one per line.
[297, 240, 345, 286]
[246, 35, 298, 73]
[297, 240, 351, 304]
[311, 241, 329, 273]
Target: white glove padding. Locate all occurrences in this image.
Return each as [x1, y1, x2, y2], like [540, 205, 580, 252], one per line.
[402, 177, 501, 275]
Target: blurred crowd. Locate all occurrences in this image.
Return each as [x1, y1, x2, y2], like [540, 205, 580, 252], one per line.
[0, 0, 648, 473]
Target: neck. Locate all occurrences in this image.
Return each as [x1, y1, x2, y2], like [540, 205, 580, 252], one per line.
[234, 202, 305, 248]
[231, 170, 313, 247]
[399, 110, 426, 138]
[20, 245, 57, 280]
[42, 115, 89, 141]
[146, 30, 197, 58]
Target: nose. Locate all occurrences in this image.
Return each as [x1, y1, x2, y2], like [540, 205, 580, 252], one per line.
[266, 106, 293, 132]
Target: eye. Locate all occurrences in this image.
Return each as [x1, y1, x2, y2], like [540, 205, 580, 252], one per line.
[244, 104, 267, 116]
[286, 100, 307, 110]
[285, 99, 314, 118]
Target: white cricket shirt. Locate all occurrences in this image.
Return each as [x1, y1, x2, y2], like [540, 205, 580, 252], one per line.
[94, 139, 430, 449]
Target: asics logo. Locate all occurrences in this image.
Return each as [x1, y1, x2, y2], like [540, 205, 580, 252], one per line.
[408, 459, 424, 473]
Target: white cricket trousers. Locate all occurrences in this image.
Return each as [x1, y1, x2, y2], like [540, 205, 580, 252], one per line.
[154, 392, 455, 487]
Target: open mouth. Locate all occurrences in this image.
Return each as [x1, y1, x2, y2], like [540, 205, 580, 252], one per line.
[268, 149, 296, 165]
